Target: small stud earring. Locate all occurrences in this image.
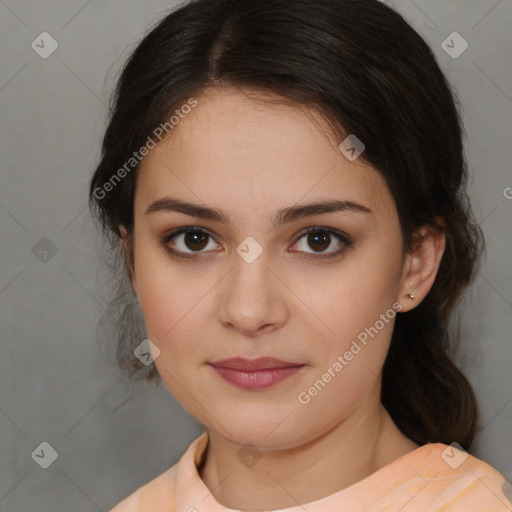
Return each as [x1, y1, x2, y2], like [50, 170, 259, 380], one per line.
[407, 293, 415, 300]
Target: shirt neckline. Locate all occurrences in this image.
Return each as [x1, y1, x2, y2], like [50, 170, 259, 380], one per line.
[177, 431, 442, 512]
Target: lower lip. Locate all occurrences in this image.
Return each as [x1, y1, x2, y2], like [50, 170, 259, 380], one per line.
[210, 365, 305, 390]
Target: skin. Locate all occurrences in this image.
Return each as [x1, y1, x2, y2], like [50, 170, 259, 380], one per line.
[120, 85, 446, 510]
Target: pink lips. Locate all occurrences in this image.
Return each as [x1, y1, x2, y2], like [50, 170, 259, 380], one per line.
[209, 357, 305, 390]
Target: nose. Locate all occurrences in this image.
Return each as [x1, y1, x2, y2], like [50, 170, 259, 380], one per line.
[217, 250, 289, 337]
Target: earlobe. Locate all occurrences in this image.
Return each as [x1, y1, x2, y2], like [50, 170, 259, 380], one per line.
[398, 224, 446, 312]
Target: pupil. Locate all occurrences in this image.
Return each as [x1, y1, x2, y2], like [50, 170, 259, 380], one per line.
[308, 232, 329, 252]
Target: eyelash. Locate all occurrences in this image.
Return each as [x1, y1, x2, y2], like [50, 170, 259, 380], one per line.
[160, 226, 352, 261]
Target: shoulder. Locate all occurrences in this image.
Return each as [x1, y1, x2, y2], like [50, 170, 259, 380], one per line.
[109, 463, 178, 512]
[108, 431, 209, 512]
[406, 442, 512, 511]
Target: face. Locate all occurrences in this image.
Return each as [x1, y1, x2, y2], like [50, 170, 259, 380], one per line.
[127, 86, 410, 449]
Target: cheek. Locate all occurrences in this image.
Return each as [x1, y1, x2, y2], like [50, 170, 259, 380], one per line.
[294, 284, 398, 432]
[138, 268, 207, 349]
[289, 248, 402, 419]
[298, 278, 397, 391]
[293, 244, 402, 349]
[137, 267, 210, 399]
[133, 246, 223, 383]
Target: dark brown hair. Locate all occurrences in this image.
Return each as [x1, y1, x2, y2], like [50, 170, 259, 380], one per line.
[89, 0, 484, 449]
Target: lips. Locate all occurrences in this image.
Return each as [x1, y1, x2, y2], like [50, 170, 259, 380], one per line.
[209, 357, 303, 371]
[209, 357, 306, 390]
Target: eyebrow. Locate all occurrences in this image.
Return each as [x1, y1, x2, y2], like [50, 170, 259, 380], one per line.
[145, 196, 372, 229]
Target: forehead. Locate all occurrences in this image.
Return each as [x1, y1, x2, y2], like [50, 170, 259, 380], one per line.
[136, 87, 392, 218]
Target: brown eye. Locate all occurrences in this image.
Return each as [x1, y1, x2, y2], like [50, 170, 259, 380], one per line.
[292, 227, 351, 258]
[183, 231, 209, 251]
[162, 226, 351, 262]
[163, 228, 218, 258]
[307, 232, 331, 252]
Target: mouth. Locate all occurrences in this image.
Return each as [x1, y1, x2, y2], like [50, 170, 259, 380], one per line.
[208, 357, 306, 390]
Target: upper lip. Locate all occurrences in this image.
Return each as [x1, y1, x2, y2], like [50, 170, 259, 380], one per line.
[209, 357, 304, 371]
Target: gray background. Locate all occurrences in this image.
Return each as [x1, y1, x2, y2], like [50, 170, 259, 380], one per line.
[0, 0, 511, 510]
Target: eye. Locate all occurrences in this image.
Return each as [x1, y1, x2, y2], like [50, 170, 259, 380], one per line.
[161, 227, 219, 259]
[161, 226, 351, 261]
[290, 227, 351, 259]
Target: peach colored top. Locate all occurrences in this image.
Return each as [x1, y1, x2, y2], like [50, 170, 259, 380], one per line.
[110, 431, 512, 511]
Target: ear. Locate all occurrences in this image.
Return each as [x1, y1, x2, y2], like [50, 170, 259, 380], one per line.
[119, 224, 139, 302]
[398, 222, 446, 312]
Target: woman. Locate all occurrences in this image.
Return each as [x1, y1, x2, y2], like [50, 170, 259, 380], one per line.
[89, 0, 511, 510]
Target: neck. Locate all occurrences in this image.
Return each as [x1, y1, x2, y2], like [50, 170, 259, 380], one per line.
[198, 397, 419, 510]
